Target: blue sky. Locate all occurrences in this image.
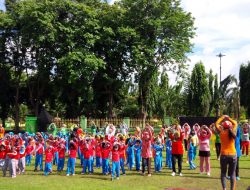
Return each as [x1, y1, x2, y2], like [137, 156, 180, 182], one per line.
[1, 0, 250, 83]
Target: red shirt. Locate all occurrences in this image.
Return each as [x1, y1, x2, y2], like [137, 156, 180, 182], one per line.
[7, 151, 17, 159]
[112, 149, 120, 162]
[36, 143, 44, 154]
[101, 148, 111, 159]
[58, 147, 66, 158]
[25, 145, 34, 155]
[69, 142, 77, 158]
[45, 149, 54, 163]
[119, 144, 126, 159]
[0, 150, 6, 159]
[95, 144, 102, 157]
[170, 132, 184, 155]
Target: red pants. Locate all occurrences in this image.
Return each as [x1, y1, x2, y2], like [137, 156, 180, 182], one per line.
[241, 141, 249, 155]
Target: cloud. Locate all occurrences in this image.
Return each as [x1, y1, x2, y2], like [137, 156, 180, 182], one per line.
[180, 0, 250, 82]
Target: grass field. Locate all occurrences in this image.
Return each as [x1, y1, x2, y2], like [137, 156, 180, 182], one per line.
[0, 151, 249, 190]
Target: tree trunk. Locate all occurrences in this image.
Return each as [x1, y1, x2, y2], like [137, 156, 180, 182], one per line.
[14, 86, 20, 133]
[108, 91, 114, 118]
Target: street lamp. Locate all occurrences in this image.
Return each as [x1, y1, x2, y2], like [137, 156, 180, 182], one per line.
[216, 52, 226, 84]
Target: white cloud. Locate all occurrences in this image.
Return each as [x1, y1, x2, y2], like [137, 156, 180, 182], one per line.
[181, 0, 250, 82]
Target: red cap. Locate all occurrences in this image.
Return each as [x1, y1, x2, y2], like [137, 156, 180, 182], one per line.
[221, 121, 232, 129]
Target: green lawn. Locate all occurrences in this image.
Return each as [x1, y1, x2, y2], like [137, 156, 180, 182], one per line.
[0, 151, 249, 190]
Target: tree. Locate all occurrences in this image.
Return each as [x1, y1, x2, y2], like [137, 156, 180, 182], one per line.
[208, 69, 214, 115]
[240, 62, 250, 117]
[120, 0, 195, 120]
[187, 62, 211, 116]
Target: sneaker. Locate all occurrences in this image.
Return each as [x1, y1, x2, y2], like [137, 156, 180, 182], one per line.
[12, 176, 16, 178]
[179, 173, 183, 177]
[66, 174, 69, 176]
[123, 173, 126, 176]
[81, 172, 85, 175]
[226, 176, 230, 180]
[171, 172, 175, 176]
[236, 176, 240, 180]
[72, 173, 75, 176]
[116, 177, 119, 180]
[207, 172, 210, 176]
[148, 174, 151, 177]
[111, 177, 114, 181]
[141, 172, 145, 176]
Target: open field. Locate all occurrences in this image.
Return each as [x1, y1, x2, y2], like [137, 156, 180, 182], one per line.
[0, 151, 249, 190]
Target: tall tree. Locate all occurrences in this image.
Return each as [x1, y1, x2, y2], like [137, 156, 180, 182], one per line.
[187, 62, 211, 116]
[120, 0, 195, 120]
[240, 62, 250, 117]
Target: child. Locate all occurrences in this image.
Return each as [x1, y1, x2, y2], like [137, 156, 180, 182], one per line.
[188, 136, 196, 170]
[126, 138, 135, 170]
[111, 143, 120, 181]
[119, 136, 126, 175]
[18, 145, 26, 174]
[197, 125, 212, 176]
[66, 141, 77, 176]
[134, 139, 142, 171]
[101, 141, 111, 175]
[0, 144, 6, 174]
[141, 124, 153, 176]
[169, 126, 184, 176]
[25, 139, 34, 166]
[34, 139, 44, 171]
[81, 138, 93, 174]
[7, 146, 18, 178]
[44, 146, 54, 176]
[95, 138, 102, 168]
[57, 142, 66, 171]
[165, 137, 172, 169]
[241, 123, 249, 156]
[153, 138, 164, 172]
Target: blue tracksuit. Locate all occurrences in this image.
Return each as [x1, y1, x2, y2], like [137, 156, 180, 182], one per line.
[35, 153, 43, 171]
[44, 162, 52, 176]
[166, 139, 172, 169]
[66, 157, 76, 175]
[134, 143, 142, 171]
[126, 145, 135, 170]
[153, 144, 164, 172]
[188, 142, 196, 169]
[112, 161, 120, 178]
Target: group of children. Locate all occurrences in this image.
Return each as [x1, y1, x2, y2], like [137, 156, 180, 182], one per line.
[0, 122, 249, 181]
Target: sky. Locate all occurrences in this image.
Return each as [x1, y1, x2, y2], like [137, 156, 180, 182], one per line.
[1, 0, 250, 83]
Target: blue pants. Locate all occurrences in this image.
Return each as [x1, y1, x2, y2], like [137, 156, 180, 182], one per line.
[57, 158, 65, 171]
[82, 158, 92, 173]
[120, 158, 126, 174]
[80, 153, 84, 166]
[127, 154, 134, 170]
[135, 154, 141, 171]
[96, 156, 101, 168]
[102, 158, 109, 175]
[26, 154, 32, 166]
[66, 157, 76, 175]
[166, 150, 172, 169]
[154, 155, 161, 172]
[35, 154, 43, 170]
[53, 152, 59, 165]
[188, 152, 196, 169]
[90, 156, 94, 173]
[112, 161, 120, 178]
[44, 162, 52, 176]
[194, 146, 197, 160]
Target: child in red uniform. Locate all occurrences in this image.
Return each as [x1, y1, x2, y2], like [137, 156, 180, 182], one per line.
[0, 144, 7, 174]
[7, 146, 18, 178]
[18, 145, 26, 174]
[101, 141, 111, 175]
[57, 142, 66, 171]
[44, 146, 54, 176]
[25, 140, 34, 166]
[66, 141, 77, 176]
[111, 143, 120, 181]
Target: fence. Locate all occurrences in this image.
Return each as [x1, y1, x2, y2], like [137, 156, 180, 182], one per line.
[52, 118, 163, 129]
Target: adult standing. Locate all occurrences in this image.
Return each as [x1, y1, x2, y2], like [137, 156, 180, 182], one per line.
[0, 124, 5, 139]
[215, 115, 237, 190]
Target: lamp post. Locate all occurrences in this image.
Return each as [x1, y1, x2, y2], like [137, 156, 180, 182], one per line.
[216, 52, 226, 84]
